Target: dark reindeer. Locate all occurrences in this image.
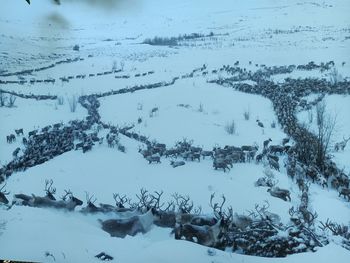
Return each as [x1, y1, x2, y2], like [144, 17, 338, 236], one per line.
[268, 145, 285, 155]
[146, 154, 161, 164]
[15, 129, 24, 136]
[6, 134, 16, 143]
[339, 188, 350, 201]
[12, 147, 21, 158]
[0, 183, 10, 205]
[213, 160, 230, 172]
[263, 138, 272, 149]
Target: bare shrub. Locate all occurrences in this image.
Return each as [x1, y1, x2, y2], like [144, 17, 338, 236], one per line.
[243, 108, 250, 120]
[307, 109, 313, 124]
[68, 95, 78, 112]
[112, 60, 118, 71]
[315, 101, 337, 171]
[198, 102, 204, 112]
[7, 95, 16, 107]
[329, 68, 343, 85]
[0, 91, 7, 107]
[57, 96, 64, 105]
[137, 103, 143, 111]
[225, 120, 236, 135]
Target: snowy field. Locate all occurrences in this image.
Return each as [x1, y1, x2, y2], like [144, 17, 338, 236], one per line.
[1, 0, 350, 262]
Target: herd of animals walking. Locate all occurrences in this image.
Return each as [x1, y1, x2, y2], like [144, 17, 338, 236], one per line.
[1, 60, 350, 256]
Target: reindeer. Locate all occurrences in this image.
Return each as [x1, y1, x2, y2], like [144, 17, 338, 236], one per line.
[255, 153, 264, 163]
[44, 179, 56, 200]
[146, 154, 161, 164]
[268, 145, 285, 155]
[252, 201, 281, 226]
[170, 160, 185, 168]
[99, 208, 161, 238]
[267, 186, 291, 201]
[15, 128, 24, 136]
[334, 136, 350, 151]
[12, 147, 21, 158]
[173, 218, 227, 248]
[81, 192, 105, 213]
[339, 188, 350, 201]
[201, 150, 213, 159]
[0, 183, 10, 205]
[263, 138, 272, 149]
[13, 189, 83, 211]
[6, 134, 16, 143]
[268, 158, 280, 171]
[173, 194, 228, 248]
[213, 160, 230, 172]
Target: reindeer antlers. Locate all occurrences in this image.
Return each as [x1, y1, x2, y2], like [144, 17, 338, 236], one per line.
[173, 192, 194, 213]
[150, 190, 165, 210]
[136, 188, 152, 209]
[0, 183, 10, 195]
[44, 179, 56, 195]
[209, 193, 226, 218]
[85, 191, 97, 205]
[113, 193, 129, 208]
[61, 189, 73, 201]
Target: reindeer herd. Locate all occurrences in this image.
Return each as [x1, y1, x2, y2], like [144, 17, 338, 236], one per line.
[2, 181, 323, 256]
[1, 60, 350, 257]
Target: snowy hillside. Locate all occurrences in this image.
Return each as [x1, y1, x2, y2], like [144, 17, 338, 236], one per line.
[0, 0, 350, 262]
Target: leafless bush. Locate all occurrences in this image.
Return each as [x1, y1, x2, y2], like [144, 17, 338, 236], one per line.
[68, 95, 78, 112]
[225, 120, 236, 135]
[315, 101, 337, 171]
[137, 103, 143, 111]
[0, 91, 7, 107]
[8, 95, 16, 107]
[112, 60, 118, 71]
[329, 68, 343, 85]
[57, 96, 64, 105]
[307, 109, 313, 124]
[198, 102, 204, 112]
[243, 108, 250, 120]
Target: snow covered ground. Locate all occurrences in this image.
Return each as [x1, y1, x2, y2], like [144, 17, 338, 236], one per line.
[0, 0, 350, 262]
